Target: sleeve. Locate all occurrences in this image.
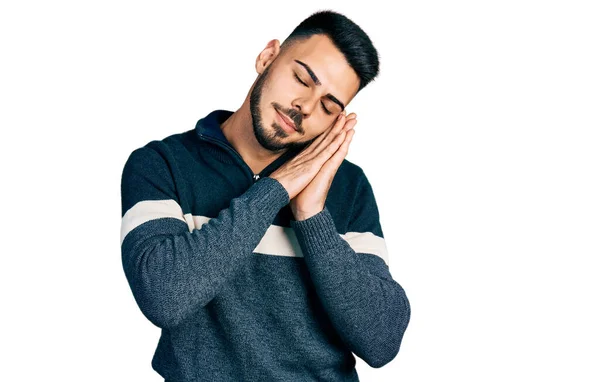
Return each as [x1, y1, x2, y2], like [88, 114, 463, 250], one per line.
[289, 170, 411, 368]
[120, 146, 290, 329]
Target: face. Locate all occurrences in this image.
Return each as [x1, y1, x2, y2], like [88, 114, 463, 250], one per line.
[249, 34, 360, 152]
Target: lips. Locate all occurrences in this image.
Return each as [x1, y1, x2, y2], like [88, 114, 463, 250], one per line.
[276, 109, 297, 131]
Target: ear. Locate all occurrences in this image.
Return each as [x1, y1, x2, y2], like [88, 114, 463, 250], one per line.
[255, 39, 281, 75]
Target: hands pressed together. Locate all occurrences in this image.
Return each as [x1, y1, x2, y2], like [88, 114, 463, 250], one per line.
[269, 110, 357, 221]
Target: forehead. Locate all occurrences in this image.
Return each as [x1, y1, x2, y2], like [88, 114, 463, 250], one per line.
[285, 34, 360, 103]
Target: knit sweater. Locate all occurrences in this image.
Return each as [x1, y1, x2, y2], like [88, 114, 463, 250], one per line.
[119, 109, 411, 382]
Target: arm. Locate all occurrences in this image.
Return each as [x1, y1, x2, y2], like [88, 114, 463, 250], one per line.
[120, 145, 289, 329]
[289, 171, 411, 368]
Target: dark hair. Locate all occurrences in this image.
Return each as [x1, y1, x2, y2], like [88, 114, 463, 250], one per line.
[280, 10, 380, 93]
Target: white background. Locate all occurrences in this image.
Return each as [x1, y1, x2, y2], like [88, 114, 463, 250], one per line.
[1, 0, 598, 381]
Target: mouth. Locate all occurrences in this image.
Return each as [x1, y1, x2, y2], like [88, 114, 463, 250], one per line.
[276, 109, 298, 132]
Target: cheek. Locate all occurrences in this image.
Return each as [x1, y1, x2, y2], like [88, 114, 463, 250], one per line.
[303, 124, 328, 140]
[266, 74, 296, 101]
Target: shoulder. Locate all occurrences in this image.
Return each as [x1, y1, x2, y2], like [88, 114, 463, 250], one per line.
[335, 158, 368, 188]
[123, 141, 167, 167]
[336, 159, 379, 210]
[339, 157, 365, 177]
[326, 158, 369, 210]
[124, 130, 189, 167]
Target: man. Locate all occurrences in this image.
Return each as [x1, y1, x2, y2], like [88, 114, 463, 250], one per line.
[120, 10, 410, 382]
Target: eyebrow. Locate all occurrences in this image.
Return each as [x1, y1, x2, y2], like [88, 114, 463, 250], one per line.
[294, 59, 346, 111]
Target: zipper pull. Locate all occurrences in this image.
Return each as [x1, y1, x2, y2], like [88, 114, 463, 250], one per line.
[253, 174, 260, 182]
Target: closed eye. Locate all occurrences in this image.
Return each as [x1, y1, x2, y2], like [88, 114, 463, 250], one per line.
[293, 73, 333, 116]
[294, 72, 308, 87]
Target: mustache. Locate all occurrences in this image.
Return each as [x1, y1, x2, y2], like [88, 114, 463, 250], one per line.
[273, 103, 302, 131]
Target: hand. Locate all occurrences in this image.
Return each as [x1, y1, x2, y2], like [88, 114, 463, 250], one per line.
[289, 111, 357, 221]
[269, 110, 355, 201]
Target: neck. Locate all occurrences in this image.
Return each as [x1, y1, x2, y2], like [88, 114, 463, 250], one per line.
[220, 101, 287, 175]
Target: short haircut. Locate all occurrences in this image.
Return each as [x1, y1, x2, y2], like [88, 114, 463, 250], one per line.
[280, 10, 380, 93]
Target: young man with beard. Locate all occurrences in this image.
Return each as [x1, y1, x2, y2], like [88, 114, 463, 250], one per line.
[120, 9, 410, 382]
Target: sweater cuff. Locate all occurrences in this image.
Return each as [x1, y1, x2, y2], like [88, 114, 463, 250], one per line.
[290, 206, 342, 253]
[244, 176, 290, 219]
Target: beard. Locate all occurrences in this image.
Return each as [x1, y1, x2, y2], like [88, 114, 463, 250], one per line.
[249, 64, 316, 153]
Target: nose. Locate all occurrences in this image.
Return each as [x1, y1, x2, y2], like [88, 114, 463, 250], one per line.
[292, 96, 318, 118]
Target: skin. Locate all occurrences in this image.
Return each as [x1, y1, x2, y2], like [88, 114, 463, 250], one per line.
[220, 34, 361, 220]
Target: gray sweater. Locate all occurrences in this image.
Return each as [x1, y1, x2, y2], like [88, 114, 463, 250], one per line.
[120, 109, 411, 381]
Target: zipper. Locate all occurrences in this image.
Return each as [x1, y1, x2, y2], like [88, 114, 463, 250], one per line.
[198, 133, 260, 184]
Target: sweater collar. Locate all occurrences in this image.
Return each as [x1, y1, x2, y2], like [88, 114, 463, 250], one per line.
[195, 109, 235, 147]
[194, 109, 305, 172]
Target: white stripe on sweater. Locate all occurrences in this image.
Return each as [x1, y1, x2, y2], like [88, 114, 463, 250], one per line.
[121, 199, 389, 265]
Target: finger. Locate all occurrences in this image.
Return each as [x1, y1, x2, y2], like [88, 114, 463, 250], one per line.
[337, 128, 355, 157]
[323, 129, 354, 170]
[297, 116, 339, 156]
[317, 128, 347, 162]
[331, 113, 347, 134]
[343, 118, 357, 131]
[340, 128, 354, 152]
[298, 113, 350, 159]
[310, 113, 347, 155]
